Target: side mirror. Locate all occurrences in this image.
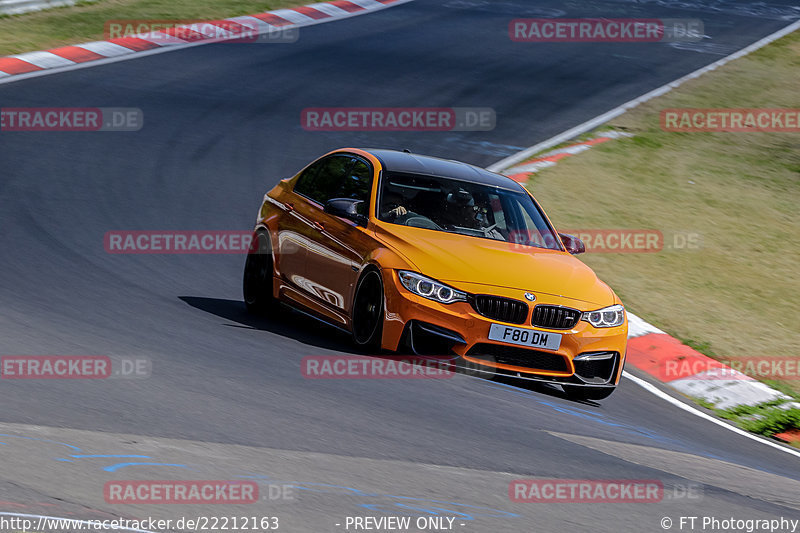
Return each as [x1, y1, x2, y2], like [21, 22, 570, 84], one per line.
[559, 233, 585, 255]
[324, 198, 368, 226]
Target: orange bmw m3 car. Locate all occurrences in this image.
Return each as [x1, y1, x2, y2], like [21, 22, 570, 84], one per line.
[243, 148, 627, 400]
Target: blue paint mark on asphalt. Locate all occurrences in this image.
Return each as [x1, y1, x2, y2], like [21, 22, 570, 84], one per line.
[54, 458, 73, 462]
[103, 462, 189, 472]
[0, 433, 81, 451]
[371, 494, 519, 516]
[233, 475, 519, 520]
[481, 381, 753, 462]
[393, 503, 469, 517]
[482, 382, 685, 448]
[284, 482, 381, 497]
[359, 498, 519, 519]
[71, 454, 151, 459]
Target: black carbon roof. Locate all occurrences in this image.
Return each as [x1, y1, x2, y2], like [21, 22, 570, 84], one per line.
[362, 149, 523, 191]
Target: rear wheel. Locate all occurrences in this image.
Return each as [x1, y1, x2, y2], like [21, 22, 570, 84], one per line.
[351, 269, 384, 350]
[243, 231, 276, 314]
[563, 385, 615, 401]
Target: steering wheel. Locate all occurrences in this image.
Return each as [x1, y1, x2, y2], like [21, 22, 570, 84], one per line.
[404, 216, 442, 230]
[481, 223, 498, 235]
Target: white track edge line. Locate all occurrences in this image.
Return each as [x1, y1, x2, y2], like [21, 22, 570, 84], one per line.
[486, 18, 800, 172]
[623, 371, 800, 459]
[0, 0, 415, 86]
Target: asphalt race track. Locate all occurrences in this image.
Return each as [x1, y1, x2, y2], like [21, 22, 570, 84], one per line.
[1, 0, 799, 531]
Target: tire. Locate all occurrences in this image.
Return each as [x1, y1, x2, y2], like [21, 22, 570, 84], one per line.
[243, 231, 276, 314]
[351, 269, 384, 350]
[563, 385, 615, 401]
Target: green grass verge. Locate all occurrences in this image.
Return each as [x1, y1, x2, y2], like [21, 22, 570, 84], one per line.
[0, 0, 310, 56]
[523, 29, 800, 411]
[713, 400, 800, 443]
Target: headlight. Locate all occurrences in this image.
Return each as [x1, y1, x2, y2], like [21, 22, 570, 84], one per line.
[581, 304, 625, 328]
[398, 271, 467, 304]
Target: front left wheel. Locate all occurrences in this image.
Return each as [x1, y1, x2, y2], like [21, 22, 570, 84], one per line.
[351, 269, 384, 350]
[243, 231, 277, 314]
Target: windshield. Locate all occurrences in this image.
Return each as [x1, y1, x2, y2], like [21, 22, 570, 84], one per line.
[377, 173, 562, 250]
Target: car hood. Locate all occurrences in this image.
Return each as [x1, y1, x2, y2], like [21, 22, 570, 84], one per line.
[374, 223, 614, 306]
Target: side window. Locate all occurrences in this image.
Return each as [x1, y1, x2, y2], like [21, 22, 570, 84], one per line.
[292, 155, 351, 205]
[330, 158, 373, 215]
[293, 159, 324, 199]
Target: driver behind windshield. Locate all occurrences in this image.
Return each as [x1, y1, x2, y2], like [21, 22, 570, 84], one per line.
[441, 188, 505, 240]
[442, 188, 476, 228]
[443, 188, 493, 229]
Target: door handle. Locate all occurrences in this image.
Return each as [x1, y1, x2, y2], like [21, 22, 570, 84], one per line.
[283, 202, 294, 212]
[312, 221, 325, 231]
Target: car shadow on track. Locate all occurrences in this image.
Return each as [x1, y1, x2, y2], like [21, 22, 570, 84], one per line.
[180, 296, 601, 406]
[490, 373, 602, 407]
[179, 296, 357, 353]
[352, 352, 602, 407]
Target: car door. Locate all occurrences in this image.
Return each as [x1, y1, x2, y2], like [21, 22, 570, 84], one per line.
[273, 158, 326, 290]
[278, 154, 355, 314]
[302, 155, 378, 317]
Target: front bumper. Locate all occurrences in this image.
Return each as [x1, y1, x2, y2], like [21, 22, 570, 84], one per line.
[380, 269, 627, 387]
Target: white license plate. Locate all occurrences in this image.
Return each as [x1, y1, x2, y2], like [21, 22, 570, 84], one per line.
[488, 324, 562, 351]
